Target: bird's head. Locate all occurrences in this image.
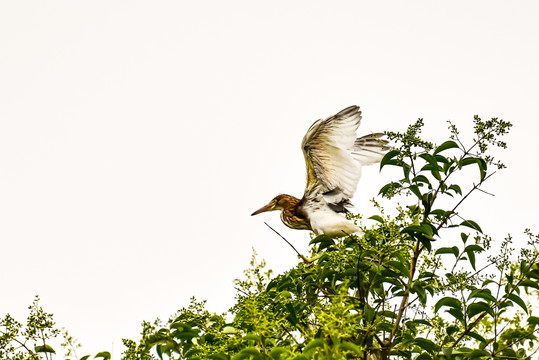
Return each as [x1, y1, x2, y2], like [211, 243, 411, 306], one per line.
[251, 194, 293, 216]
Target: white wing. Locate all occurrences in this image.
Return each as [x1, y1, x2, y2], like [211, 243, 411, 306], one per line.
[301, 105, 388, 207]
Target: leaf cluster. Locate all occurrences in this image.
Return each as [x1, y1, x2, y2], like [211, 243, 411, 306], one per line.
[120, 115, 539, 360]
[0, 296, 110, 360]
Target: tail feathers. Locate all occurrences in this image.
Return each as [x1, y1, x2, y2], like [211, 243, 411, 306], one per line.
[352, 133, 390, 165]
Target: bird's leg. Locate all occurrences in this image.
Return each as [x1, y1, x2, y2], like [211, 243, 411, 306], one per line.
[298, 253, 323, 264]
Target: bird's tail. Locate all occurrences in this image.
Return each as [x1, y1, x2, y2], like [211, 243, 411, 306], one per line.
[352, 133, 390, 165]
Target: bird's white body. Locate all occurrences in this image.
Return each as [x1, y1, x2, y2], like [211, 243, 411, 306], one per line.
[308, 205, 361, 237]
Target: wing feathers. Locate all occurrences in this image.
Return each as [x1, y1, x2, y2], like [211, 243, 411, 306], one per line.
[301, 106, 388, 208]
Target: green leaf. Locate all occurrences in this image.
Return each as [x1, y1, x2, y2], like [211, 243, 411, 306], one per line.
[368, 215, 385, 223]
[379, 182, 402, 197]
[232, 347, 261, 360]
[309, 235, 335, 250]
[520, 280, 539, 290]
[459, 157, 477, 168]
[408, 184, 422, 199]
[210, 354, 229, 360]
[464, 244, 485, 252]
[414, 337, 438, 354]
[527, 316, 539, 326]
[244, 334, 261, 342]
[461, 220, 483, 233]
[468, 349, 490, 358]
[520, 260, 528, 275]
[80, 356, 90, 360]
[459, 157, 487, 181]
[381, 310, 398, 319]
[419, 153, 441, 171]
[380, 149, 400, 169]
[421, 192, 433, 216]
[507, 293, 528, 314]
[35, 345, 56, 354]
[434, 154, 449, 164]
[338, 341, 362, 354]
[401, 223, 435, 239]
[500, 348, 517, 358]
[477, 157, 487, 181]
[446, 326, 459, 336]
[442, 347, 453, 358]
[434, 140, 460, 155]
[222, 326, 239, 334]
[304, 339, 325, 352]
[364, 305, 375, 322]
[435, 247, 459, 258]
[464, 244, 484, 270]
[467, 331, 487, 344]
[447, 307, 465, 323]
[309, 234, 332, 244]
[388, 260, 410, 278]
[156, 344, 163, 359]
[270, 346, 290, 359]
[285, 303, 299, 326]
[430, 209, 451, 219]
[411, 281, 428, 305]
[412, 175, 431, 185]
[406, 318, 432, 327]
[95, 352, 112, 360]
[402, 162, 411, 180]
[468, 289, 497, 303]
[527, 269, 539, 280]
[435, 297, 462, 313]
[449, 184, 462, 195]
[467, 302, 493, 318]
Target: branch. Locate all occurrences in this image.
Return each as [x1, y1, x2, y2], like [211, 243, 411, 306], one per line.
[451, 250, 539, 348]
[436, 171, 496, 232]
[264, 222, 313, 263]
[0, 330, 40, 360]
[390, 238, 421, 344]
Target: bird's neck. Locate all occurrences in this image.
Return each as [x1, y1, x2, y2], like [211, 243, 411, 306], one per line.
[278, 194, 311, 230]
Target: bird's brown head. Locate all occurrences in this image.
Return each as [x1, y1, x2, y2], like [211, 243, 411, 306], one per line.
[251, 194, 296, 216]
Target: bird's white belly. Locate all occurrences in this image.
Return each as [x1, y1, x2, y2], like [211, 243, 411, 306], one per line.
[308, 208, 361, 237]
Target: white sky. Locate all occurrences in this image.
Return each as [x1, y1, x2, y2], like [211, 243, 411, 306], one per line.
[1, 1, 538, 358]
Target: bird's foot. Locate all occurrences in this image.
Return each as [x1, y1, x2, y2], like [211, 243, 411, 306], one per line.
[298, 253, 323, 264]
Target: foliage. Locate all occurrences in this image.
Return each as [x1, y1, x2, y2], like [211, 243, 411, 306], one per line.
[4, 115, 537, 360]
[120, 115, 539, 359]
[0, 295, 110, 360]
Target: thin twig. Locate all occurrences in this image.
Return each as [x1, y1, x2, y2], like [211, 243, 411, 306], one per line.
[436, 171, 496, 232]
[264, 222, 313, 263]
[476, 187, 495, 196]
[264, 222, 302, 257]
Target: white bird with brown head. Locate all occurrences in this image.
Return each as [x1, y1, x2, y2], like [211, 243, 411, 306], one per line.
[251, 105, 389, 237]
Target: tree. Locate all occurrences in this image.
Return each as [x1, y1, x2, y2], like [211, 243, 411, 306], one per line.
[122, 115, 539, 359]
[6, 115, 537, 360]
[0, 295, 110, 360]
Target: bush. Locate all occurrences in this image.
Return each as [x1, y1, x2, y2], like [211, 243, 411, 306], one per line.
[4, 115, 538, 360]
[0, 295, 111, 360]
[121, 115, 539, 359]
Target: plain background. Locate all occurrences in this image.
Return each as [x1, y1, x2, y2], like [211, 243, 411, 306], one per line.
[1, 1, 538, 358]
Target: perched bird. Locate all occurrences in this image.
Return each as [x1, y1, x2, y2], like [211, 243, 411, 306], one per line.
[251, 105, 389, 237]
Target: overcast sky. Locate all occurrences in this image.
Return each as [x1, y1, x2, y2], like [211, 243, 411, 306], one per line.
[1, 1, 538, 358]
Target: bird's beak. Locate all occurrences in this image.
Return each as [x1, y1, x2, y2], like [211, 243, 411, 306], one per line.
[251, 201, 275, 216]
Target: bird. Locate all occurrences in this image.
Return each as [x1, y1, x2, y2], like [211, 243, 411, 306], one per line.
[251, 105, 389, 237]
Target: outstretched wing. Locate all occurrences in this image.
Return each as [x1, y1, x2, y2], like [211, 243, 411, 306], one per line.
[301, 106, 388, 208]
